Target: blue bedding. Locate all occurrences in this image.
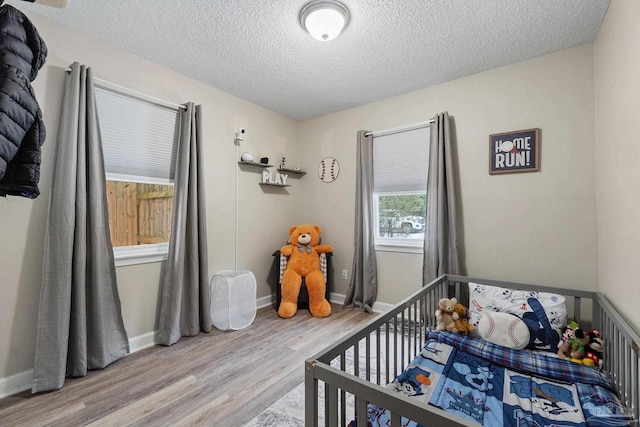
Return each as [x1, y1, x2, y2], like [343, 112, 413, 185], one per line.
[361, 331, 632, 427]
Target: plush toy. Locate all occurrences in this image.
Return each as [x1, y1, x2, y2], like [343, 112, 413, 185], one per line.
[557, 321, 595, 366]
[557, 321, 581, 357]
[435, 297, 458, 332]
[585, 329, 604, 369]
[452, 303, 476, 335]
[567, 339, 586, 363]
[279, 224, 333, 319]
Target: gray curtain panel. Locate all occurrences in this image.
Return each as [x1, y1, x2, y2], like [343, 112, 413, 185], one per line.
[344, 130, 377, 313]
[423, 112, 461, 283]
[157, 103, 210, 346]
[32, 63, 129, 393]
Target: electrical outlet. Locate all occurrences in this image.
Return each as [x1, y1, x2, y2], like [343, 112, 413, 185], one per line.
[341, 269, 348, 280]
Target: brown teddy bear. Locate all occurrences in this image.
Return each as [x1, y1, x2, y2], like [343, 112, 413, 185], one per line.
[452, 303, 476, 335]
[279, 224, 333, 319]
[435, 297, 458, 332]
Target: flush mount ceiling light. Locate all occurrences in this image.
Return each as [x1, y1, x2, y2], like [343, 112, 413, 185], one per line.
[300, 0, 350, 42]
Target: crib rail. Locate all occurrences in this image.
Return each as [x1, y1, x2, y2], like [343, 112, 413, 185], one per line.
[594, 293, 640, 425]
[306, 275, 640, 427]
[305, 275, 474, 426]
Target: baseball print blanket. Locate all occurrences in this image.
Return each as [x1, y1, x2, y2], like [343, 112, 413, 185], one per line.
[361, 332, 632, 427]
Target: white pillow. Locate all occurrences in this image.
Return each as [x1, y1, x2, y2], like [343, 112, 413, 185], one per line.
[478, 312, 530, 350]
[468, 282, 567, 352]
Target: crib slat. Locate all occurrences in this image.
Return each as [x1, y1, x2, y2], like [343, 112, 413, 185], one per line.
[376, 326, 381, 385]
[385, 322, 390, 384]
[305, 366, 318, 427]
[356, 397, 368, 427]
[366, 335, 371, 381]
[354, 342, 360, 378]
[340, 351, 347, 426]
[326, 382, 338, 426]
[393, 316, 398, 378]
[632, 356, 639, 424]
[390, 412, 401, 427]
[622, 337, 628, 405]
[410, 305, 415, 361]
[402, 310, 407, 367]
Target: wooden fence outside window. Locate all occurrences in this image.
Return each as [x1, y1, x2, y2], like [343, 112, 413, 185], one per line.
[106, 181, 173, 247]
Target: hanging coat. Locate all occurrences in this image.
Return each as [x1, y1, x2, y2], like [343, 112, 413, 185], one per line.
[0, 3, 47, 198]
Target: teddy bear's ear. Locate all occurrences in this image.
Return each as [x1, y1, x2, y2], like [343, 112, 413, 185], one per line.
[289, 225, 298, 235]
[314, 225, 322, 235]
[451, 297, 457, 304]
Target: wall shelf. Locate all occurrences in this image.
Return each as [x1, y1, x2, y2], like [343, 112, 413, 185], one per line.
[238, 161, 298, 188]
[259, 183, 291, 188]
[238, 161, 273, 168]
[277, 168, 306, 176]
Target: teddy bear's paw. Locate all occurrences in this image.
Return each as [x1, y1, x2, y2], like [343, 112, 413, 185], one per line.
[310, 300, 332, 318]
[278, 302, 298, 319]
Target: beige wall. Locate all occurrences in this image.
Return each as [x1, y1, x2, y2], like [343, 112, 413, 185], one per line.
[0, 10, 299, 384]
[300, 44, 598, 304]
[595, 0, 640, 330]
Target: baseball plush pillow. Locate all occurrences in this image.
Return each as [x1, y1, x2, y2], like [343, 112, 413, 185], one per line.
[468, 282, 567, 352]
[478, 312, 530, 350]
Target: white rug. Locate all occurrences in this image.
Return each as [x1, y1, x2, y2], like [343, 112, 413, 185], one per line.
[243, 381, 306, 427]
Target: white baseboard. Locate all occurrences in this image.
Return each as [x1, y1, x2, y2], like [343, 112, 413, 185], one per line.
[372, 301, 394, 313]
[128, 331, 157, 353]
[0, 331, 157, 399]
[1, 294, 392, 398]
[329, 292, 345, 305]
[0, 369, 33, 399]
[330, 292, 393, 313]
[256, 294, 274, 310]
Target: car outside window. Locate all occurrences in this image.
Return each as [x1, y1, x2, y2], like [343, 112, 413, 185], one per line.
[374, 193, 426, 251]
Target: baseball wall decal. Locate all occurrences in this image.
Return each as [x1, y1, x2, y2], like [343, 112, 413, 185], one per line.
[318, 157, 340, 183]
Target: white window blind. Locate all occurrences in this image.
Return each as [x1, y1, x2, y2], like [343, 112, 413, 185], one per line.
[95, 87, 180, 180]
[373, 126, 430, 193]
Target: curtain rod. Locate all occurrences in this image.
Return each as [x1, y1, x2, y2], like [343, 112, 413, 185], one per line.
[64, 67, 187, 111]
[365, 119, 435, 138]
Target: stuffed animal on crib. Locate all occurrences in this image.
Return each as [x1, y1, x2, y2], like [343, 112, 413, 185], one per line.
[557, 321, 581, 356]
[558, 321, 598, 366]
[279, 224, 333, 319]
[565, 340, 587, 363]
[452, 303, 476, 335]
[584, 329, 604, 369]
[435, 297, 458, 332]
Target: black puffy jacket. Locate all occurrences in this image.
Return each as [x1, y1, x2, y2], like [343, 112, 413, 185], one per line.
[0, 4, 47, 198]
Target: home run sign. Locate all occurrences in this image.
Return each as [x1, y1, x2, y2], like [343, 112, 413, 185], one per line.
[489, 128, 540, 174]
[319, 157, 340, 183]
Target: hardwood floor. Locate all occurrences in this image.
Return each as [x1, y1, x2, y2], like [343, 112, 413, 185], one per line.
[0, 304, 374, 427]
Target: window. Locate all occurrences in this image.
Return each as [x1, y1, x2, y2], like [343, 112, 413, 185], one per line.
[373, 125, 430, 252]
[95, 86, 181, 266]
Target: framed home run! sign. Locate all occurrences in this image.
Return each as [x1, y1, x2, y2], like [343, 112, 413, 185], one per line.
[489, 128, 540, 174]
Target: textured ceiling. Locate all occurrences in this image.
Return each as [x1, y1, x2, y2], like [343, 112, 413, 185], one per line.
[14, 0, 610, 121]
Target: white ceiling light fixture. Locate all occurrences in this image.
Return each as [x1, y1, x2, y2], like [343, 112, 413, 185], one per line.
[300, 0, 350, 42]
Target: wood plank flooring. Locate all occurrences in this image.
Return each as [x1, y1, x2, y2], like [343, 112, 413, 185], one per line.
[0, 304, 374, 427]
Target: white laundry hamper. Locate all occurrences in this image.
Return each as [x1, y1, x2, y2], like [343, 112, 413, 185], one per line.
[210, 270, 257, 331]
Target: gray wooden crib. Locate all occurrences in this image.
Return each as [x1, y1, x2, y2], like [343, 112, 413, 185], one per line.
[305, 275, 640, 427]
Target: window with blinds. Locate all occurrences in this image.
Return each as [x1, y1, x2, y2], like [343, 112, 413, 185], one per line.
[373, 125, 430, 250]
[94, 86, 181, 265]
